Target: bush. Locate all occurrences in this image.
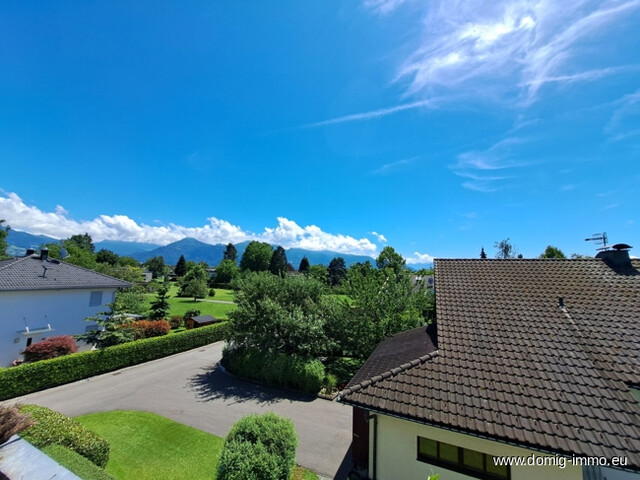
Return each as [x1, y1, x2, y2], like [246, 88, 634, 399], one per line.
[223, 348, 324, 395]
[43, 444, 115, 480]
[169, 316, 183, 329]
[19, 405, 110, 468]
[184, 309, 200, 318]
[126, 320, 171, 339]
[218, 413, 298, 480]
[0, 404, 33, 444]
[208, 288, 216, 297]
[0, 322, 229, 401]
[22, 336, 78, 363]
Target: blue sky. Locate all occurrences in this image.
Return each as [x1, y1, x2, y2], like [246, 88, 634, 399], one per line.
[1, 0, 639, 261]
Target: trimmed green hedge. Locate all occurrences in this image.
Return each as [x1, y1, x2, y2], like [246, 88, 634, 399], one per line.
[222, 348, 324, 395]
[20, 404, 110, 468]
[43, 444, 115, 480]
[0, 322, 228, 401]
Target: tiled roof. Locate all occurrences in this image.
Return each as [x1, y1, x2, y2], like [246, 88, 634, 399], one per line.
[339, 257, 640, 470]
[0, 255, 132, 291]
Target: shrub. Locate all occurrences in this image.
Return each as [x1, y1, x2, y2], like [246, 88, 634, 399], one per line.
[208, 288, 216, 297]
[126, 320, 171, 339]
[19, 404, 110, 468]
[0, 322, 229, 401]
[42, 444, 115, 480]
[223, 348, 324, 395]
[22, 336, 78, 363]
[184, 309, 200, 318]
[0, 404, 33, 444]
[169, 316, 183, 329]
[218, 413, 298, 480]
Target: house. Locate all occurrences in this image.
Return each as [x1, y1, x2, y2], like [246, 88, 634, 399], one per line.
[0, 249, 131, 366]
[339, 247, 640, 480]
[185, 314, 218, 329]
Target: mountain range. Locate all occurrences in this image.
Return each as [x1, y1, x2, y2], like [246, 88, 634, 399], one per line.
[6, 230, 378, 268]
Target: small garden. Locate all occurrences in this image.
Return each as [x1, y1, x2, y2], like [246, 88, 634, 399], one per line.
[0, 405, 318, 480]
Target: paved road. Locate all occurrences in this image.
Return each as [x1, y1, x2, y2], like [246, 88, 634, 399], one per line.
[10, 343, 353, 479]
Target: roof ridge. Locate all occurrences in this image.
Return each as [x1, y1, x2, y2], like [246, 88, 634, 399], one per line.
[338, 350, 439, 399]
[56, 259, 131, 284]
[0, 256, 28, 272]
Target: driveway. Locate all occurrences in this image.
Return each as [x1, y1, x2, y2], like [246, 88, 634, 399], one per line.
[10, 342, 353, 479]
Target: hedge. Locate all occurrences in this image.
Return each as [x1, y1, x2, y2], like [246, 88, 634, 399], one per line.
[42, 444, 115, 480]
[222, 347, 324, 395]
[19, 404, 110, 468]
[0, 322, 228, 401]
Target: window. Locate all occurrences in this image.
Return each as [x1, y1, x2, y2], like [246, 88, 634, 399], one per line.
[417, 437, 509, 480]
[89, 291, 103, 307]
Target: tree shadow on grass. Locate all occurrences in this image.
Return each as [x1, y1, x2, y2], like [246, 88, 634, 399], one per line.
[188, 363, 315, 405]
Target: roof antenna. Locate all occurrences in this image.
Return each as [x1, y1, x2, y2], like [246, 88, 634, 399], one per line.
[585, 232, 608, 251]
[42, 265, 48, 278]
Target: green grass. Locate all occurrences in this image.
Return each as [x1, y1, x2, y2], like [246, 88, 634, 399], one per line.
[42, 444, 115, 480]
[291, 466, 319, 480]
[76, 411, 224, 480]
[144, 285, 237, 319]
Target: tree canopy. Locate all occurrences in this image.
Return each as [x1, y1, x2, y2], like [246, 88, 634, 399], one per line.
[96, 249, 118, 265]
[327, 257, 347, 286]
[179, 263, 208, 301]
[480, 247, 487, 259]
[144, 256, 167, 278]
[223, 243, 238, 262]
[174, 255, 187, 277]
[375, 246, 406, 275]
[540, 245, 566, 259]
[239, 241, 273, 272]
[214, 258, 239, 284]
[269, 246, 288, 277]
[0, 220, 9, 260]
[298, 257, 310, 274]
[494, 238, 517, 259]
[65, 233, 95, 253]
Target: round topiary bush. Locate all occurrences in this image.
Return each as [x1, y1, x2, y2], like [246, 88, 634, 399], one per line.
[217, 413, 298, 480]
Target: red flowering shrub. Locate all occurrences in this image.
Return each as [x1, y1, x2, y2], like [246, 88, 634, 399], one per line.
[126, 320, 171, 339]
[22, 336, 78, 363]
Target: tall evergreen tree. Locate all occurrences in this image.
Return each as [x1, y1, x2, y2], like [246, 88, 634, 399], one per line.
[175, 254, 187, 276]
[223, 243, 238, 262]
[149, 283, 171, 320]
[269, 246, 288, 277]
[0, 220, 9, 260]
[328, 257, 347, 286]
[480, 247, 487, 259]
[298, 256, 310, 274]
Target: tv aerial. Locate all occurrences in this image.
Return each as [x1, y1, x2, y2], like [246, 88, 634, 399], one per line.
[585, 232, 608, 251]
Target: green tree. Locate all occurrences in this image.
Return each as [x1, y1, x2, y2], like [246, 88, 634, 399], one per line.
[228, 273, 336, 357]
[179, 264, 208, 301]
[112, 288, 147, 315]
[376, 246, 406, 275]
[0, 220, 9, 260]
[308, 264, 328, 285]
[117, 255, 140, 267]
[539, 245, 566, 259]
[239, 241, 273, 272]
[214, 259, 239, 284]
[175, 255, 187, 277]
[269, 246, 288, 277]
[149, 283, 171, 319]
[144, 256, 167, 279]
[494, 238, 517, 259]
[65, 233, 94, 253]
[76, 307, 136, 348]
[327, 257, 347, 286]
[298, 257, 310, 274]
[223, 243, 238, 262]
[96, 249, 118, 265]
[60, 243, 98, 269]
[480, 247, 487, 259]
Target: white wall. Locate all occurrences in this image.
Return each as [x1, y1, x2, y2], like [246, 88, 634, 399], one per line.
[370, 413, 585, 480]
[0, 288, 117, 366]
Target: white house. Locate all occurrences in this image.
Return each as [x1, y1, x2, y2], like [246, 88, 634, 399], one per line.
[0, 249, 131, 366]
[339, 248, 640, 480]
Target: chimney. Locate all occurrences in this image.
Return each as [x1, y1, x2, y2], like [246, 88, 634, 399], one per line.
[40, 248, 49, 262]
[595, 243, 632, 267]
[25, 248, 36, 257]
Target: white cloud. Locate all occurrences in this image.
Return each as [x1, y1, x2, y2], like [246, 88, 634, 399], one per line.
[377, 0, 640, 104]
[304, 100, 433, 128]
[405, 251, 434, 264]
[605, 88, 640, 141]
[0, 192, 378, 256]
[370, 156, 419, 175]
[370, 231, 388, 243]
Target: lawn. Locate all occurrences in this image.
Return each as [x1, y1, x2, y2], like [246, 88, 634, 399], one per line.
[144, 284, 237, 319]
[76, 411, 223, 480]
[73, 410, 318, 480]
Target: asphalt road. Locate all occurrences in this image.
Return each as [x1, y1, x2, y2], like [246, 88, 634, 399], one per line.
[10, 342, 353, 479]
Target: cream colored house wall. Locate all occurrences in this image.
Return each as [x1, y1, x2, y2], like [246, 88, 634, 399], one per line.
[370, 413, 584, 480]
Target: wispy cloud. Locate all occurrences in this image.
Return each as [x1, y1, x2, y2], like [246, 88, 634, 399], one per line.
[373, 0, 640, 104]
[451, 137, 529, 192]
[370, 155, 419, 175]
[370, 231, 388, 243]
[303, 100, 433, 128]
[605, 88, 640, 141]
[0, 192, 378, 256]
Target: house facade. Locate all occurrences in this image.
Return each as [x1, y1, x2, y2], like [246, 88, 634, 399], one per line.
[0, 250, 131, 366]
[339, 249, 640, 480]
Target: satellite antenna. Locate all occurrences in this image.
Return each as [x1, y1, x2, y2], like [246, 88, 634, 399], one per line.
[585, 232, 608, 251]
[60, 247, 69, 259]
